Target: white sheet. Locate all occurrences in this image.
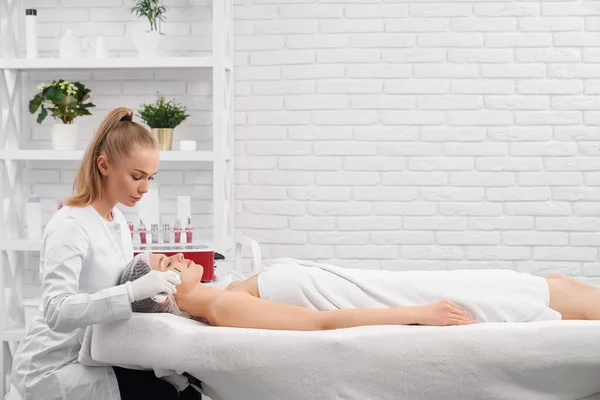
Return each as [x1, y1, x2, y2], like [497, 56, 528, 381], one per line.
[79, 313, 600, 400]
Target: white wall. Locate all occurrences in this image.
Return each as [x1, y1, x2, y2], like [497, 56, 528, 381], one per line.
[19, 0, 600, 297]
[233, 0, 600, 281]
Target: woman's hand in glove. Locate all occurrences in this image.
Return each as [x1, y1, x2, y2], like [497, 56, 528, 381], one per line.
[129, 270, 182, 302]
[417, 300, 478, 326]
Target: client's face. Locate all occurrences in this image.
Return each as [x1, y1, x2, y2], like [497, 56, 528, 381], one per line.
[149, 253, 204, 295]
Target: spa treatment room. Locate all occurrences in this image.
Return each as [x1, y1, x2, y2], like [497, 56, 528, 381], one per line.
[1, 0, 600, 399]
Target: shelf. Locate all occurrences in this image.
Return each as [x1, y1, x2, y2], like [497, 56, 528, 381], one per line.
[3, 325, 26, 342]
[0, 150, 213, 162]
[0, 239, 41, 251]
[0, 238, 230, 253]
[0, 56, 221, 71]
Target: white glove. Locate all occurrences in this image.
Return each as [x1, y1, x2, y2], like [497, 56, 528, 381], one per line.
[128, 270, 181, 302]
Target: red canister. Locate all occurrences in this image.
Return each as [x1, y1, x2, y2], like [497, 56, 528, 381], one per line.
[164, 249, 215, 281]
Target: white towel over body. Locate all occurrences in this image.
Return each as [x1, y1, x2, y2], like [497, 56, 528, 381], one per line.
[257, 258, 562, 322]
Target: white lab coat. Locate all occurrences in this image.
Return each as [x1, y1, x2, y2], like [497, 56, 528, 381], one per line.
[9, 205, 134, 400]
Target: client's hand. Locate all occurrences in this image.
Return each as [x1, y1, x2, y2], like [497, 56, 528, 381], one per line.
[417, 300, 478, 326]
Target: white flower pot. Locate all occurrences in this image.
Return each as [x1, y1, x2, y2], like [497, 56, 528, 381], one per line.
[132, 30, 164, 58]
[52, 124, 78, 150]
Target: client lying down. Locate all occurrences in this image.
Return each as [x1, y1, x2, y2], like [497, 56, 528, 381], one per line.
[119, 253, 600, 330]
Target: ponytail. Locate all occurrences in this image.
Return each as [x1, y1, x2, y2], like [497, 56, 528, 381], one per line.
[63, 107, 158, 207]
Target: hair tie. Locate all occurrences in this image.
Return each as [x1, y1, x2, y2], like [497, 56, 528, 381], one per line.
[120, 113, 133, 122]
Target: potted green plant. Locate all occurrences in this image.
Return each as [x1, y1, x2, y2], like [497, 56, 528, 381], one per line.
[29, 79, 95, 150]
[129, 0, 167, 58]
[138, 93, 190, 150]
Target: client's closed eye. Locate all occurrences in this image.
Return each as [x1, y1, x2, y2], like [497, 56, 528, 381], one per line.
[158, 255, 172, 271]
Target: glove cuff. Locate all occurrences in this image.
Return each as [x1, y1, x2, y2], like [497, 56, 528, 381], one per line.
[125, 281, 135, 303]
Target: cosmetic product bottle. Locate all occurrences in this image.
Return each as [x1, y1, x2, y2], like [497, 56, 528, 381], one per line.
[128, 222, 134, 239]
[151, 224, 159, 244]
[174, 219, 182, 244]
[25, 9, 38, 59]
[26, 195, 42, 239]
[162, 223, 171, 244]
[139, 219, 147, 244]
[185, 217, 193, 244]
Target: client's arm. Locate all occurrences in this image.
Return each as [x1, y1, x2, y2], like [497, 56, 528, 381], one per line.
[207, 291, 476, 331]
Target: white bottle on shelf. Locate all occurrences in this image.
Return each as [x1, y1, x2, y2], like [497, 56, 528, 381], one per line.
[95, 36, 108, 58]
[26, 195, 42, 239]
[59, 24, 81, 59]
[25, 9, 38, 59]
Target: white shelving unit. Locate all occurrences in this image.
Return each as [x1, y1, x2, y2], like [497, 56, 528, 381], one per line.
[0, 56, 228, 70]
[0, 0, 234, 395]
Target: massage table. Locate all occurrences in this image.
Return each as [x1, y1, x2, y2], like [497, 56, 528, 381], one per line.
[79, 238, 600, 399]
[79, 313, 600, 400]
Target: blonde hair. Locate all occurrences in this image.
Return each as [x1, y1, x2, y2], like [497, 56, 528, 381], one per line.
[64, 107, 158, 207]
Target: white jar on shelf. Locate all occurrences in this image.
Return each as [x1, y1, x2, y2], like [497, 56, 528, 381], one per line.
[59, 25, 81, 59]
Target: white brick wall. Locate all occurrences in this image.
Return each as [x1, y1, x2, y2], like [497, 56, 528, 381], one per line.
[18, 0, 600, 297]
[233, 0, 600, 283]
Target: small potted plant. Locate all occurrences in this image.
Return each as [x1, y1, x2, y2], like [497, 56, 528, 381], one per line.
[130, 0, 167, 58]
[29, 80, 95, 150]
[138, 93, 190, 150]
